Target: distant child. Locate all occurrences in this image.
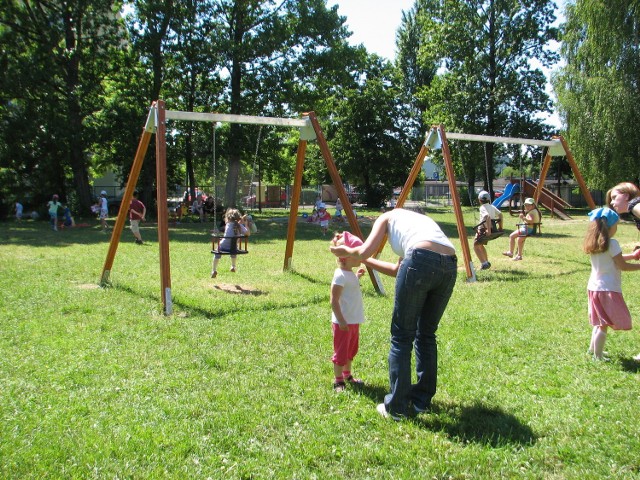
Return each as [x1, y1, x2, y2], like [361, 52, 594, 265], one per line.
[47, 194, 61, 231]
[503, 197, 541, 261]
[129, 190, 146, 244]
[473, 190, 503, 270]
[211, 208, 249, 278]
[583, 208, 640, 360]
[330, 231, 367, 392]
[317, 203, 331, 235]
[15, 201, 23, 221]
[99, 190, 109, 231]
[335, 197, 343, 219]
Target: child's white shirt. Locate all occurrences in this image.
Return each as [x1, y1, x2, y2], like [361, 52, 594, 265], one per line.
[331, 268, 365, 324]
[588, 238, 622, 292]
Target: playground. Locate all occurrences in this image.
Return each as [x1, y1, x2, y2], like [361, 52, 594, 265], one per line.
[2, 205, 640, 478]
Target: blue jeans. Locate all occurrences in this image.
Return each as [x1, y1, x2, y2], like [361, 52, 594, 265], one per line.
[384, 248, 457, 416]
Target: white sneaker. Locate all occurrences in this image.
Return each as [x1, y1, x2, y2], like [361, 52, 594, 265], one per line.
[376, 403, 401, 421]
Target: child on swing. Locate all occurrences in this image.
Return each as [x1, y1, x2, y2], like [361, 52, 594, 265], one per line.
[330, 231, 367, 392]
[584, 207, 640, 360]
[211, 208, 248, 278]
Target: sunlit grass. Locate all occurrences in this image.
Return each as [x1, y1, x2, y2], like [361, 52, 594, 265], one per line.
[1, 207, 640, 479]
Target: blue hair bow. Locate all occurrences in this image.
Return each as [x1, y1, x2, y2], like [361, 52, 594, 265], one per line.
[588, 207, 619, 227]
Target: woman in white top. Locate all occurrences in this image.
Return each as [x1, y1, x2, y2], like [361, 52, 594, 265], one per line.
[330, 208, 457, 419]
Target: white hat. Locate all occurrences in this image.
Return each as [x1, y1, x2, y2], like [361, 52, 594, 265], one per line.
[478, 190, 491, 202]
[100, 190, 107, 196]
[318, 202, 326, 209]
[524, 197, 535, 205]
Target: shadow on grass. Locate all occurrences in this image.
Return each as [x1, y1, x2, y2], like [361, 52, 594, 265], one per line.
[356, 383, 536, 447]
[619, 357, 640, 373]
[416, 401, 537, 447]
[474, 267, 587, 283]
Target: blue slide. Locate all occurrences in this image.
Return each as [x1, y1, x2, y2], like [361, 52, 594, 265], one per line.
[492, 182, 520, 207]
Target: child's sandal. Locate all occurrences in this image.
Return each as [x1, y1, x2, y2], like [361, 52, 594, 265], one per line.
[333, 381, 346, 392]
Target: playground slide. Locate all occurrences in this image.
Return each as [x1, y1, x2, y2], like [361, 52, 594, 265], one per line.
[492, 182, 520, 207]
[522, 180, 572, 220]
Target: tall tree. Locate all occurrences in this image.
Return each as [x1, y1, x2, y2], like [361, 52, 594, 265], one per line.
[0, 0, 126, 213]
[328, 55, 416, 207]
[416, 0, 558, 195]
[553, 0, 640, 189]
[210, 0, 354, 207]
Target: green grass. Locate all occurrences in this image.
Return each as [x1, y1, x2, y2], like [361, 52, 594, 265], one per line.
[2, 208, 640, 479]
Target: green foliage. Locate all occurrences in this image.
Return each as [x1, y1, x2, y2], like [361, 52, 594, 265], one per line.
[415, 0, 559, 191]
[328, 55, 417, 207]
[2, 210, 640, 478]
[553, 0, 640, 189]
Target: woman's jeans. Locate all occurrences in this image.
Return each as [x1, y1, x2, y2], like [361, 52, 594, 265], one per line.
[384, 248, 457, 416]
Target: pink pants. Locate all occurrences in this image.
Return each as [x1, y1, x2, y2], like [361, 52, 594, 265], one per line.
[332, 323, 360, 366]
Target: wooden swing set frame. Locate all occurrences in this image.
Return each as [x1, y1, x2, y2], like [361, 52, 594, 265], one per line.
[99, 100, 382, 315]
[392, 125, 595, 282]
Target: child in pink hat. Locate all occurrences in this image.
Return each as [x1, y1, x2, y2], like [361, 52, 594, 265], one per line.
[329, 232, 367, 391]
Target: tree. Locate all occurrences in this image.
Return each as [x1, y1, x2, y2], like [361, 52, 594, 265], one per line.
[415, 0, 559, 196]
[553, 0, 640, 189]
[328, 55, 416, 208]
[0, 0, 126, 213]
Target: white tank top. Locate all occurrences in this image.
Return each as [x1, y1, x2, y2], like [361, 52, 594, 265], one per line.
[387, 209, 455, 257]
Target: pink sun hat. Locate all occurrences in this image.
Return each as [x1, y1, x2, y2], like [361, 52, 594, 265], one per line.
[342, 231, 363, 248]
[339, 231, 363, 261]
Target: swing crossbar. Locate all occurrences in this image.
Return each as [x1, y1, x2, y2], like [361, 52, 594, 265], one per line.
[211, 234, 249, 255]
[165, 110, 308, 128]
[443, 132, 560, 148]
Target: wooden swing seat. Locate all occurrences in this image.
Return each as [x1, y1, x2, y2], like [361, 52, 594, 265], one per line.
[516, 222, 542, 237]
[211, 234, 249, 255]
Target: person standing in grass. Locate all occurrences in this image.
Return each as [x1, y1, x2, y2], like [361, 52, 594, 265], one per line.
[14, 201, 23, 221]
[583, 207, 640, 360]
[129, 190, 146, 245]
[329, 231, 367, 392]
[330, 208, 457, 420]
[47, 194, 61, 231]
[99, 190, 109, 231]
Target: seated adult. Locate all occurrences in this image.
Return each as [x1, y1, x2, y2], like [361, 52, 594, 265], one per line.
[473, 190, 503, 270]
[503, 197, 541, 261]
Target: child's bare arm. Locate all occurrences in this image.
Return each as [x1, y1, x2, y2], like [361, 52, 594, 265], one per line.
[330, 284, 348, 330]
[613, 253, 640, 271]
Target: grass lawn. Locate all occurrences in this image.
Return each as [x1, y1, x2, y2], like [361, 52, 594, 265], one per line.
[1, 207, 640, 479]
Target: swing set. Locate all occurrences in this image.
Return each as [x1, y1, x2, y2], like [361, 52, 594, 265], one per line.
[390, 125, 595, 282]
[99, 100, 379, 315]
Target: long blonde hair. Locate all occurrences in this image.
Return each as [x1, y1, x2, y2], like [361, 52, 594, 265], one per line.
[583, 218, 610, 254]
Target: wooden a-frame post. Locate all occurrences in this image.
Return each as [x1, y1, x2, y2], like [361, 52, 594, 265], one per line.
[100, 102, 381, 315]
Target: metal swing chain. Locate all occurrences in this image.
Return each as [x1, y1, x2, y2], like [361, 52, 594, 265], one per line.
[212, 123, 218, 233]
[249, 125, 263, 204]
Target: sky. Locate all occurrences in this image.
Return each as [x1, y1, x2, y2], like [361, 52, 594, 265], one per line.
[327, 0, 564, 129]
[327, 0, 415, 61]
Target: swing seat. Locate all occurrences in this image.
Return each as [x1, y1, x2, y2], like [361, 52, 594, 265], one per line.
[516, 222, 542, 237]
[211, 234, 249, 255]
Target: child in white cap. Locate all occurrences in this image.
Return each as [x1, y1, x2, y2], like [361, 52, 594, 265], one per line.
[330, 231, 366, 392]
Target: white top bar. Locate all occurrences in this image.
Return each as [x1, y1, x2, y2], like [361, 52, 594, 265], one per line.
[444, 131, 559, 148]
[165, 110, 309, 128]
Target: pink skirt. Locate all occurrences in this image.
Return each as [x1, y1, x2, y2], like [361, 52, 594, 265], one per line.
[588, 290, 632, 330]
